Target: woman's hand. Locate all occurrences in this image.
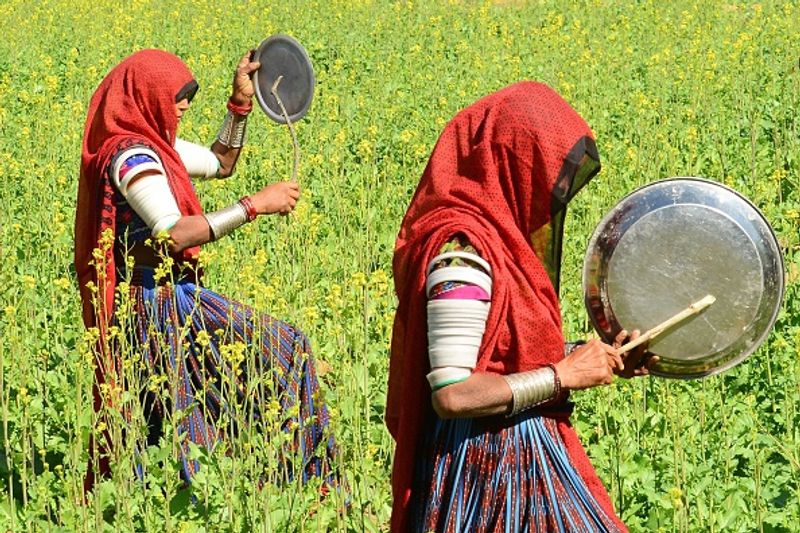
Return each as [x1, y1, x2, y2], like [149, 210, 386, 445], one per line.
[230, 51, 261, 107]
[612, 329, 659, 378]
[554, 339, 622, 390]
[250, 181, 300, 215]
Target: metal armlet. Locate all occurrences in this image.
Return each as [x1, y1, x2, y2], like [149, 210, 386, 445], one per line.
[503, 366, 557, 417]
[204, 202, 248, 241]
[216, 110, 247, 148]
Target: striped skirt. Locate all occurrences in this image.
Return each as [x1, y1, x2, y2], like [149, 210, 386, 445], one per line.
[410, 411, 621, 532]
[119, 267, 335, 483]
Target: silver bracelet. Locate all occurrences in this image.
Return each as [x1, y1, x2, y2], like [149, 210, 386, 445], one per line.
[503, 367, 556, 417]
[564, 340, 585, 356]
[216, 110, 247, 148]
[204, 202, 248, 241]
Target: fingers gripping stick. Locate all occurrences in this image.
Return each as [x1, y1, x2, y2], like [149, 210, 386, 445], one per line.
[614, 295, 716, 356]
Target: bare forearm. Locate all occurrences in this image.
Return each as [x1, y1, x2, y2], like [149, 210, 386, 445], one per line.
[166, 180, 301, 253]
[431, 373, 512, 419]
[167, 215, 212, 253]
[211, 141, 242, 178]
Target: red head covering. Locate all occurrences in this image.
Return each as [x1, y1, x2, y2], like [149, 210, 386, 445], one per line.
[387, 82, 615, 530]
[75, 49, 203, 330]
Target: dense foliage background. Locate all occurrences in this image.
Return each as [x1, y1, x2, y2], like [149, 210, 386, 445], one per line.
[0, 0, 798, 530]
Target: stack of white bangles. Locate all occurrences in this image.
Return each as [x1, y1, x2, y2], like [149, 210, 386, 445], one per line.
[112, 146, 181, 235]
[113, 139, 222, 237]
[424, 251, 561, 415]
[425, 252, 492, 390]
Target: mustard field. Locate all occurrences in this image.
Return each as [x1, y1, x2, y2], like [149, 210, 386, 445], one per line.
[0, 0, 798, 530]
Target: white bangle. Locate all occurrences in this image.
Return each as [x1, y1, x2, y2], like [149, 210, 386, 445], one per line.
[124, 174, 181, 235]
[426, 251, 492, 276]
[175, 138, 221, 178]
[426, 367, 471, 390]
[427, 299, 489, 369]
[425, 266, 492, 299]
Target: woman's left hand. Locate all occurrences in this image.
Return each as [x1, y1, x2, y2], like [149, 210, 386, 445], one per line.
[613, 329, 659, 378]
[230, 51, 261, 107]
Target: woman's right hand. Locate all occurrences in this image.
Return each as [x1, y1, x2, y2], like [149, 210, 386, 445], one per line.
[250, 181, 300, 215]
[554, 339, 623, 390]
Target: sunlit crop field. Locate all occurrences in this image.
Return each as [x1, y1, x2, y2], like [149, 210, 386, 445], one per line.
[0, 0, 799, 530]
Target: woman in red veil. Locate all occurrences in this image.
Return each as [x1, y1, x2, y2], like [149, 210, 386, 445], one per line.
[387, 82, 653, 531]
[75, 49, 336, 486]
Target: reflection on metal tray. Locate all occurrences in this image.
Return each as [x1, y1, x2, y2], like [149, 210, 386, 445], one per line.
[582, 177, 783, 379]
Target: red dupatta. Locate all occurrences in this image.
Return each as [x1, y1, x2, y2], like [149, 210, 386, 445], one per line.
[387, 82, 620, 531]
[75, 49, 203, 332]
[75, 50, 204, 486]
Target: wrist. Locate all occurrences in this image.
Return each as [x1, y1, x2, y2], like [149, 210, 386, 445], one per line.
[238, 196, 258, 221]
[553, 359, 574, 390]
[227, 97, 252, 116]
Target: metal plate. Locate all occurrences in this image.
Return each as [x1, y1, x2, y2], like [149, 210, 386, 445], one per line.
[583, 177, 784, 379]
[252, 34, 315, 124]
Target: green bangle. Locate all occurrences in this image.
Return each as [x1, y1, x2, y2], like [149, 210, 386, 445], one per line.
[431, 376, 469, 391]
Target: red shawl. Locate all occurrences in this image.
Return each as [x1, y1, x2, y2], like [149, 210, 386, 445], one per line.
[387, 82, 624, 531]
[75, 49, 203, 331]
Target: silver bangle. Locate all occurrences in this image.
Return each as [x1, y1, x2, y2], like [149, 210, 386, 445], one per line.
[216, 110, 247, 148]
[503, 367, 556, 417]
[564, 341, 585, 356]
[204, 202, 247, 241]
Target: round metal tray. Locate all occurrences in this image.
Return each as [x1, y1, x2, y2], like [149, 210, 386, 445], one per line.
[252, 34, 315, 124]
[582, 177, 783, 379]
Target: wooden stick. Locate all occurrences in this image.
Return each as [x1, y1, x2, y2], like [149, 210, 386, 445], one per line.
[614, 294, 716, 355]
[270, 75, 300, 183]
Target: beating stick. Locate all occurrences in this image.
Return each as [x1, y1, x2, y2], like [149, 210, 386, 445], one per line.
[614, 294, 716, 355]
[270, 75, 300, 183]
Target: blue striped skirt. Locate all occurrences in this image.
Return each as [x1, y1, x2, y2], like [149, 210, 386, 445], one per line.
[121, 267, 335, 483]
[410, 411, 621, 532]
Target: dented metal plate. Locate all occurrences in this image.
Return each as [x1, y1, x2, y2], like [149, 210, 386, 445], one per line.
[583, 178, 783, 379]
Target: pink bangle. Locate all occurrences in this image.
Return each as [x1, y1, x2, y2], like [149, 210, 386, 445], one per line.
[227, 98, 253, 116]
[238, 196, 258, 221]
